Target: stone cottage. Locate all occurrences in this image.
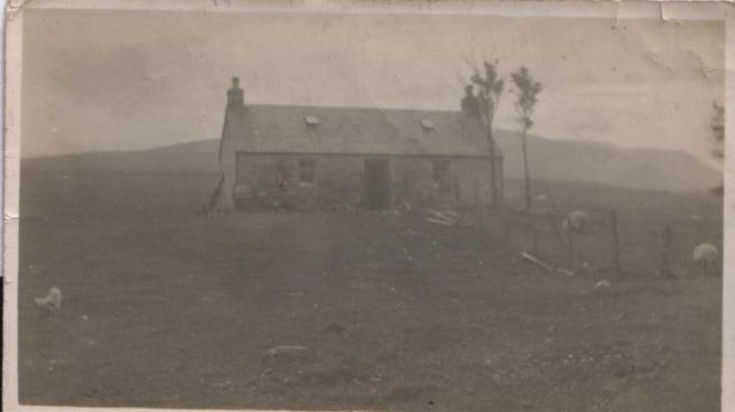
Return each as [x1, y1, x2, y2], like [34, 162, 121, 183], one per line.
[210, 77, 504, 212]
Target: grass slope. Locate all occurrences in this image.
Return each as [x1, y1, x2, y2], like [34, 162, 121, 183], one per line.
[17, 165, 722, 411]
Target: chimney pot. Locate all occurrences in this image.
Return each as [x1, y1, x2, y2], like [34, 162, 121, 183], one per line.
[227, 76, 245, 109]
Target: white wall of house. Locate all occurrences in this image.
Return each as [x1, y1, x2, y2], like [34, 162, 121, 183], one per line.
[232, 152, 502, 211]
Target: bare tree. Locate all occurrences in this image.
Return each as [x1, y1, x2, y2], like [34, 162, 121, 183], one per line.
[470, 60, 505, 207]
[711, 102, 724, 159]
[511, 67, 543, 211]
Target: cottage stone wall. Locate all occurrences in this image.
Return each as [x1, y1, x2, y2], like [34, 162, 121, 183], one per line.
[233, 152, 500, 211]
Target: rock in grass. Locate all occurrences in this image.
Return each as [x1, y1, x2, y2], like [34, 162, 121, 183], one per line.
[595, 280, 611, 289]
[262, 345, 315, 366]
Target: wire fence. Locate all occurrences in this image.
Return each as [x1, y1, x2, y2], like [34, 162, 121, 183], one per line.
[464, 192, 723, 279]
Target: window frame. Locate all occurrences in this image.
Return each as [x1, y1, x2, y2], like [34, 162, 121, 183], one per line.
[298, 158, 317, 184]
[432, 159, 450, 183]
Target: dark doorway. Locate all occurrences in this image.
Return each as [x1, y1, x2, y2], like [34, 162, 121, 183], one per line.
[364, 159, 391, 209]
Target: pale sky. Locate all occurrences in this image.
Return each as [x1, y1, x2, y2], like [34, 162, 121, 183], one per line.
[21, 9, 724, 165]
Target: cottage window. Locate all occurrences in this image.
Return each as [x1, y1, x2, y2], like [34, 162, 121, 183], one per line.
[432, 159, 450, 183]
[299, 159, 317, 183]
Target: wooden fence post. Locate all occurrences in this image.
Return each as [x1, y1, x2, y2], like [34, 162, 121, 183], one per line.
[567, 227, 574, 268]
[474, 179, 484, 231]
[454, 177, 461, 206]
[659, 225, 673, 278]
[403, 174, 409, 200]
[532, 213, 539, 255]
[609, 210, 622, 277]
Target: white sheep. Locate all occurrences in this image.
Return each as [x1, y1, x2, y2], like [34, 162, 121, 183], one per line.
[693, 243, 719, 275]
[563, 210, 589, 233]
[34, 287, 62, 313]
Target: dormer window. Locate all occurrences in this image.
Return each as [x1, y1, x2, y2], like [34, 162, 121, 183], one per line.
[420, 119, 434, 131]
[305, 115, 319, 127]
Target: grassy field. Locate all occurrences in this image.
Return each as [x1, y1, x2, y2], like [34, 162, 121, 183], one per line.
[18, 167, 722, 411]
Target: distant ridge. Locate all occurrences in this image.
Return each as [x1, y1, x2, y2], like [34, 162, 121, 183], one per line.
[23, 130, 722, 193]
[494, 131, 722, 193]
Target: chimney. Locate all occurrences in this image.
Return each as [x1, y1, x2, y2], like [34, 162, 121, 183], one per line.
[460, 84, 479, 118]
[227, 76, 244, 109]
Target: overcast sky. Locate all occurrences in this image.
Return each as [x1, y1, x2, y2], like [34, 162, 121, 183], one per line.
[21, 9, 724, 164]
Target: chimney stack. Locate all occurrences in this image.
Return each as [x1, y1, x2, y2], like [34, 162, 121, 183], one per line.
[461, 84, 479, 118]
[227, 76, 244, 109]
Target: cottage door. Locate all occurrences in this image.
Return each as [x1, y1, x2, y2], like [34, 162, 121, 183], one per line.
[364, 159, 391, 209]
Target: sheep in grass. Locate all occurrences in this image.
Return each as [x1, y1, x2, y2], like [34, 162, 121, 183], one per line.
[34, 287, 62, 314]
[693, 243, 719, 276]
[563, 210, 590, 234]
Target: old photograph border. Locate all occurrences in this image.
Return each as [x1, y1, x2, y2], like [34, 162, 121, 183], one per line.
[3, 1, 734, 411]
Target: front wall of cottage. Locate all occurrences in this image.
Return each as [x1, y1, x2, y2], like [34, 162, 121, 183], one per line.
[234, 153, 500, 211]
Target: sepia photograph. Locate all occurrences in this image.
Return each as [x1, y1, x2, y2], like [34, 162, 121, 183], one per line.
[3, 1, 732, 411]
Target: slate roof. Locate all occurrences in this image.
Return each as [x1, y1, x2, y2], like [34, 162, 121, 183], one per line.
[225, 104, 502, 158]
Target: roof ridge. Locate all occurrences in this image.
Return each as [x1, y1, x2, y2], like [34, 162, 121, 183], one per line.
[245, 103, 461, 114]
[225, 103, 502, 158]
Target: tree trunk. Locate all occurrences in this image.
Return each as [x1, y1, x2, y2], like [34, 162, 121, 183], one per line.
[659, 225, 673, 278]
[609, 210, 622, 277]
[486, 124, 498, 207]
[521, 128, 532, 211]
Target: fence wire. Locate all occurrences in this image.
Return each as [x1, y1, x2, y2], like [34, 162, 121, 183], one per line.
[471, 204, 721, 279]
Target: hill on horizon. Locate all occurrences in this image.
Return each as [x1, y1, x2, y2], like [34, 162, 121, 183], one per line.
[22, 130, 722, 193]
